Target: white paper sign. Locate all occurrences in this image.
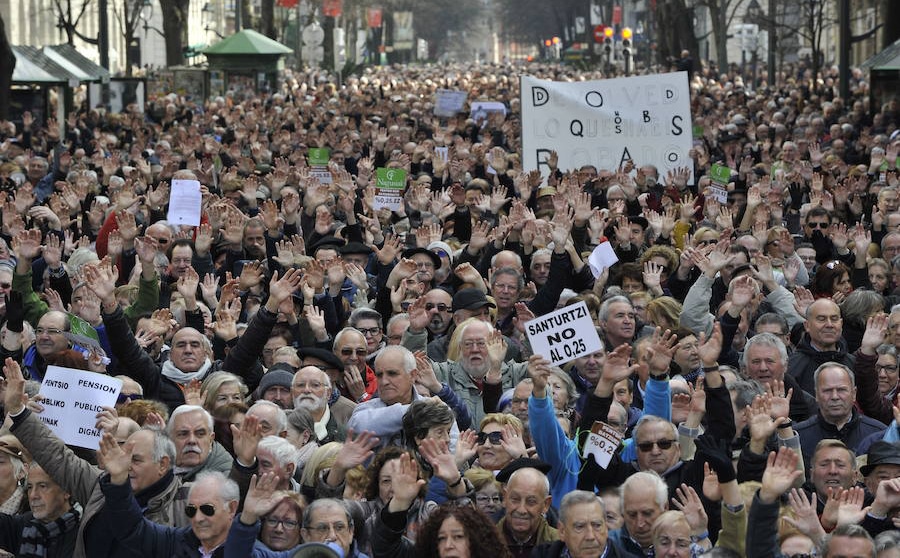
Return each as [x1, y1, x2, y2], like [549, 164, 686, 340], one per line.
[434, 147, 449, 163]
[434, 89, 468, 117]
[525, 301, 603, 366]
[39, 366, 122, 449]
[582, 420, 624, 469]
[588, 241, 619, 278]
[707, 184, 728, 203]
[470, 101, 507, 121]
[167, 179, 202, 226]
[309, 168, 333, 184]
[521, 73, 693, 181]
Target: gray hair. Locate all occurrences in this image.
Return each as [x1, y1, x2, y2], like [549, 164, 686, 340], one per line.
[599, 295, 633, 322]
[633, 415, 678, 444]
[559, 490, 605, 524]
[727, 379, 764, 410]
[839, 290, 885, 326]
[257, 436, 301, 469]
[621, 470, 668, 510]
[820, 524, 875, 558]
[875, 531, 900, 553]
[303, 498, 353, 529]
[286, 408, 315, 438]
[507, 467, 550, 498]
[247, 400, 288, 433]
[741, 333, 789, 370]
[334, 327, 366, 349]
[877, 344, 898, 359]
[386, 313, 410, 330]
[167, 405, 214, 436]
[140, 427, 177, 465]
[813, 361, 856, 389]
[191, 471, 239, 504]
[375, 345, 417, 374]
[349, 307, 383, 329]
[548, 367, 577, 411]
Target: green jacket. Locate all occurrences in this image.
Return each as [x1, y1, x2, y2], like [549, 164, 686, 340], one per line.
[432, 359, 529, 427]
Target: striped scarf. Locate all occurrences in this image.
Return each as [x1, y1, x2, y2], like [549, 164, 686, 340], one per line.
[18, 503, 81, 558]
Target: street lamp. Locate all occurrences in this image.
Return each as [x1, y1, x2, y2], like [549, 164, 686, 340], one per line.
[140, 0, 165, 38]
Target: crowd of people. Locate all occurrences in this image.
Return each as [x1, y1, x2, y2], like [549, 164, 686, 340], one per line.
[0, 55, 896, 558]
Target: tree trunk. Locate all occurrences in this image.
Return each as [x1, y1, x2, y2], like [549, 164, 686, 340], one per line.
[260, 0, 275, 38]
[0, 12, 15, 121]
[708, 1, 729, 68]
[240, 0, 252, 32]
[656, 0, 698, 65]
[159, 0, 189, 66]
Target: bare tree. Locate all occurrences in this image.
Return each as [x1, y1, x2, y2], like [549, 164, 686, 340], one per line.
[114, 0, 145, 76]
[654, 0, 700, 64]
[695, 0, 748, 67]
[53, 0, 99, 46]
[755, 0, 834, 81]
[0, 12, 15, 121]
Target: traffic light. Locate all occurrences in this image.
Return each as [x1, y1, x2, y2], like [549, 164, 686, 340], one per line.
[603, 26, 613, 56]
[621, 27, 633, 74]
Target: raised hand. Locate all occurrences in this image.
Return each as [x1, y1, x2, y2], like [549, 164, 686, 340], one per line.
[387, 452, 426, 512]
[759, 447, 802, 504]
[240, 472, 282, 525]
[672, 484, 709, 538]
[783, 488, 826, 541]
[99, 432, 133, 485]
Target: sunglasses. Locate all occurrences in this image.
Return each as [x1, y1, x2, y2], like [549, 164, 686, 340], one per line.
[425, 303, 450, 312]
[477, 431, 504, 446]
[185, 503, 217, 518]
[340, 348, 368, 357]
[636, 439, 677, 452]
[116, 393, 143, 404]
[806, 222, 829, 229]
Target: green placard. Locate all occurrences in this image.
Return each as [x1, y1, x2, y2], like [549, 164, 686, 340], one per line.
[307, 148, 330, 166]
[376, 168, 407, 190]
[709, 163, 732, 185]
[692, 125, 704, 138]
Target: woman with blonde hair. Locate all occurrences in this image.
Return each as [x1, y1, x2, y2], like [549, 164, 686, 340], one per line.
[645, 296, 683, 330]
[199, 371, 248, 412]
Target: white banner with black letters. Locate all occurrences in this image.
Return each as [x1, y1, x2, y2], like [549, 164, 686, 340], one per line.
[525, 301, 603, 366]
[520, 72, 693, 182]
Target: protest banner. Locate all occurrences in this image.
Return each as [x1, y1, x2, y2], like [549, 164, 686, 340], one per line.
[524, 301, 603, 366]
[167, 179, 202, 226]
[373, 168, 407, 211]
[434, 89, 467, 117]
[520, 72, 692, 182]
[582, 421, 625, 469]
[39, 367, 122, 449]
[308, 148, 330, 166]
[707, 163, 732, 202]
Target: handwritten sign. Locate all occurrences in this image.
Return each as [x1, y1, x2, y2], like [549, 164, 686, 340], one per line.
[39, 366, 122, 449]
[582, 421, 624, 469]
[167, 179, 202, 226]
[373, 167, 407, 211]
[434, 89, 467, 117]
[521, 72, 692, 181]
[525, 301, 603, 366]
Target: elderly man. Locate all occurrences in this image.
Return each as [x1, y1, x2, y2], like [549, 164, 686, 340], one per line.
[168, 405, 233, 482]
[741, 333, 817, 422]
[90, 263, 302, 411]
[255, 437, 301, 491]
[794, 363, 885, 468]
[227, 479, 369, 558]
[347, 345, 460, 450]
[0, 462, 78, 556]
[532, 491, 622, 558]
[3, 358, 190, 558]
[256, 366, 294, 409]
[609, 471, 669, 556]
[292, 365, 355, 443]
[788, 299, 855, 394]
[100, 432, 239, 558]
[429, 319, 528, 426]
[497, 467, 558, 558]
[862, 441, 900, 497]
[332, 327, 377, 403]
[246, 401, 288, 439]
[855, 318, 899, 426]
[598, 296, 639, 350]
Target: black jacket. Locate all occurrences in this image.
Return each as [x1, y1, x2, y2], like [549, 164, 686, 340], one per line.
[787, 334, 855, 394]
[795, 409, 886, 468]
[530, 540, 624, 558]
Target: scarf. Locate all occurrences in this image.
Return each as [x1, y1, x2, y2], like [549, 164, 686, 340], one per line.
[19, 502, 82, 558]
[161, 358, 213, 384]
[0, 485, 26, 516]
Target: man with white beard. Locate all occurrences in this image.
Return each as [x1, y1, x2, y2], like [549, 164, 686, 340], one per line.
[431, 319, 529, 425]
[291, 366, 356, 444]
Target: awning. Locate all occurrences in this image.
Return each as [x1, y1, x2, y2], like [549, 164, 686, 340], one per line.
[861, 37, 900, 70]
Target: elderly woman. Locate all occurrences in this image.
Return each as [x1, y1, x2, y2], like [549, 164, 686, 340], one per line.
[651, 510, 711, 558]
[868, 258, 893, 295]
[258, 491, 305, 552]
[199, 371, 248, 412]
[463, 467, 503, 517]
[284, 408, 318, 482]
[0, 435, 30, 515]
[455, 413, 527, 473]
[810, 260, 852, 302]
[839, 289, 885, 353]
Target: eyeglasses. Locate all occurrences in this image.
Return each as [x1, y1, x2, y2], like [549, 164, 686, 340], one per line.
[340, 348, 368, 357]
[656, 537, 691, 550]
[636, 439, 677, 452]
[425, 303, 450, 312]
[477, 431, 504, 446]
[806, 222, 830, 229]
[185, 503, 217, 518]
[116, 393, 143, 404]
[357, 327, 381, 337]
[462, 340, 487, 350]
[875, 365, 898, 373]
[264, 517, 300, 530]
[415, 261, 435, 269]
[307, 522, 350, 536]
[475, 495, 502, 504]
[35, 327, 64, 336]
